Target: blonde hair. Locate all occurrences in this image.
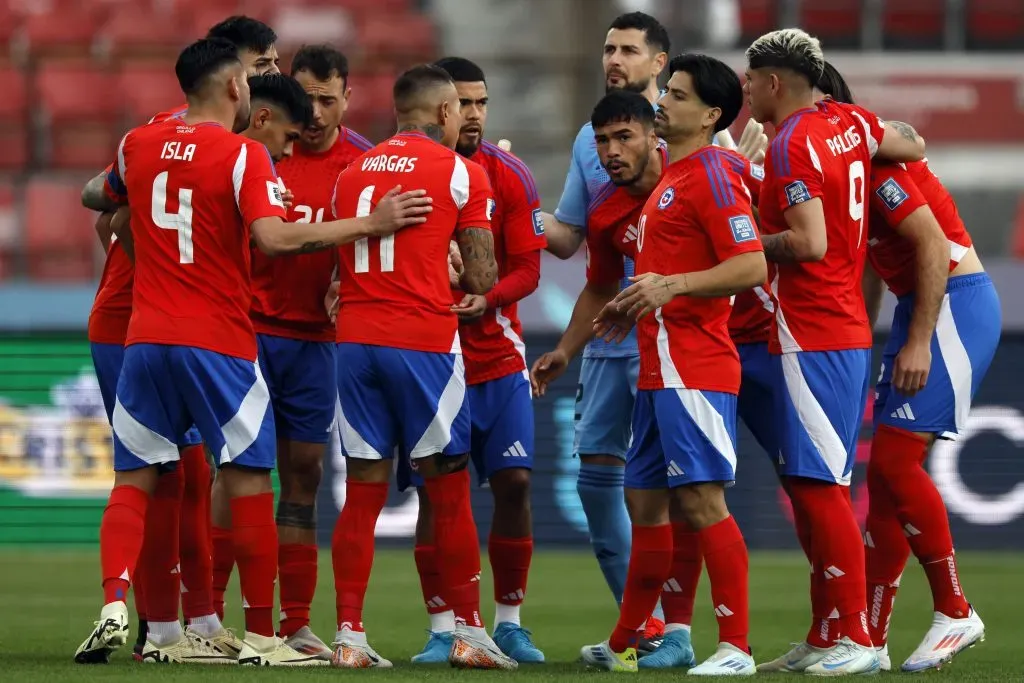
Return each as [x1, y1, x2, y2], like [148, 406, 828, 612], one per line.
[746, 28, 825, 84]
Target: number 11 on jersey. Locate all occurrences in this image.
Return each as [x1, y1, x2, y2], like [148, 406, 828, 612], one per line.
[353, 185, 395, 273]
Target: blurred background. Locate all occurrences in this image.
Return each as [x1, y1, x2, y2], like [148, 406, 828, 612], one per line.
[0, 0, 1022, 550]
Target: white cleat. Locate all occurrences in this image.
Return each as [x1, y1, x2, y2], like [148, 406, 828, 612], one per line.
[450, 625, 518, 670]
[901, 607, 985, 673]
[237, 633, 329, 666]
[140, 636, 236, 664]
[74, 601, 130, 664]
[805, 637, 881, 676]
[283, 625, 333, 661]
[757, 641, 832, 672]
[875, 644, 891, 671]
[184, 626, 243, 659]
[688, 643, 755, 676]
[330, 627, 393, 668]
[579, 640, 638, 672]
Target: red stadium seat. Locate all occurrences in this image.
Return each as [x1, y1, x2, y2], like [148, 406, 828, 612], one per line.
[14, 12, 100, 61]
[967, 0, 1024, 50]
[799, 0, 862, 49]
[344, 70, 394, 140]
[883, 0, 945, 50]
[36, 64, 119, 169]
[315, 0, 412, 21]
[357, 14, 437, 65]
[117, 65, 184, 126]
[738, 0, 780, 44]
[0, 67, 29, 170]
[24, 175, 100, 280]
[0, 178, 18, 279]
[96, 9, 188, 62]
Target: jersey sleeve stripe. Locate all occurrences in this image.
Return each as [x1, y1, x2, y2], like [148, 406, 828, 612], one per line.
[698, 152, 729, 208]
[346, 128, 374, 151]
[587, 180, 616, 213]
[483, 143, 540, 204]
[773, 114, 803, 177]
[232, 143, 247, 210]
[451, 155, 470, 209]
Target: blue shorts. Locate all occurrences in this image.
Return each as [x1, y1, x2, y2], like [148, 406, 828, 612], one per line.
[398, 370, 534, 489]
[875, 273, 1001, 439]
[257, 334, 336, 444]
[574, 355, 639, 459]
[336, 343, 470, 465]
[112, 344, 275, 471]
[625, 388, 738, 489]
[737, 342, 780, 460]
[91, 342, 201, 448]
[772, 348, 871, 485]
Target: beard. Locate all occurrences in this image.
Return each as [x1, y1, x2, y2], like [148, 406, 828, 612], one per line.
[609, 155, 649, 187]
[606, 76, 650, 95]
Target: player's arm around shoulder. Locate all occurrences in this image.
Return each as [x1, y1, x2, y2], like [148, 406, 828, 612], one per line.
[875, 117, 926, 163]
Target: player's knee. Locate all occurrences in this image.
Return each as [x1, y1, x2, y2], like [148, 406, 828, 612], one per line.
[870, 425, 931, 483]
[346, 457, 392, 483]
[217, 463, 274, 497]
[579, 453, 626, 468]
[625, 487, 670, 526]
[490, 468, 531, 510]
[417, 452, 470, 479]
[279, 443, 325, 499]
[672, 483, 729, 530]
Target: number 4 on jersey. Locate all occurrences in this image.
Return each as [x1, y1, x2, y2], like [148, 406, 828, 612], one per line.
[353, 185, 395, 273]
[152, 171, 194, 264]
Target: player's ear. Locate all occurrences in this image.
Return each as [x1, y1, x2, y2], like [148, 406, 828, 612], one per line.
[341, 86, 351, 115]
[254, 106, 271, 129]
[227, 74, 241, 103]
[705, 106, 722, 134]
[653, 51, 668, 77]
[769, 72, 780, 96]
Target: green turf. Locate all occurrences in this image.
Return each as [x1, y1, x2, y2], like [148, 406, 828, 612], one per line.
[0, 549, 1017, 680]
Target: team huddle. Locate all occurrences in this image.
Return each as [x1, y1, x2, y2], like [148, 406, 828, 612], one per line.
[72, 9, 998, 677]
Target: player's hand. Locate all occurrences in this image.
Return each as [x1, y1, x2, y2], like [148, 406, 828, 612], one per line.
[448, 240, 464, 288]
[370, 185, 433, 235]
[282, 187, 295, 209]
[530, 349, 569, 397]
[497, 139, 512, 152]
[892, 340, 931, 397]
[613, 272, 678, 320]
[593, 301, 634, 344]
[737, 119, 768, 164]
[324, 280, 340, 324]
[452, 293, 488, 320]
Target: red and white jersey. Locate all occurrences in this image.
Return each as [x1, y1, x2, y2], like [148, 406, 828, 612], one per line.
[760, 99, 885, 354]
[332, 131, 493, 353]
[459, 140, 546, 384]
[250, 127, 373, 342]
[107, 118, 287, 361]
[90, 105, 189, 346]
[868, 159, 973, 297]
[635, 147, 763, 393]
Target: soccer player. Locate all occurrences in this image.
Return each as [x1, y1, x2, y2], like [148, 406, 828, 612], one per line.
[328, 64, 515, 671]
[580, 53, 765, 675]
[396, 56, 546, 665]
[246, 45, 372, 660]
[743, 29, 926, 675]
[73, 37, 430, 666]
[817, 63, 995, 673]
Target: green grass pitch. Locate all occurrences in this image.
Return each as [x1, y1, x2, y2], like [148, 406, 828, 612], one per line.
[1, 549, 1018, 680]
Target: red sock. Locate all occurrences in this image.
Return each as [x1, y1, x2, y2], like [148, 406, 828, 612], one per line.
[788, 479, 872, 647]
[101, 485, 149, 605]
[230, 492, 278, 637]
[134, 569, 149, 621]
[609, 524, 672, 653]
[489, 534, 532, 607]
[332, 480, 388, 632]
[864, 444, 911, 646]
[700, 516, 750, 652]
[792, 501, 835, 648]
[139, 468, 184, 622]
[179, 445, 214, 620]
[279, 543, 318, 637]
[873, 426, 969, 618]
[414, 545, 449, 614]
[211, 526, 234, 621]
[424, 469, 484, 628]
[661, 522, 702, 627]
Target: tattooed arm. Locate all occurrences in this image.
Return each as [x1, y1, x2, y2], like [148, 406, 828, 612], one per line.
[81, 171, 122, 213]
[876, 120, 926, 163]
[762, 197, 828, 263]
[456, 227, 498, 294]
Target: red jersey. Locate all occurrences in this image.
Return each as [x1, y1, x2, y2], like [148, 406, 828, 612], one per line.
[250, 127, 373, 342]
[459, 140, 546, 384]
[635, 147, 763, 392]
[108, 118, 287, 360]
[332, 131, 493, 353]
[867, 159, 973, 297]
[760, 100, 886, 354]
[89, 105, 189, 345]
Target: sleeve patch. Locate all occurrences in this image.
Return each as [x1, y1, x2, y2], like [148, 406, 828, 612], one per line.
[486, 197, 495, 220]
[750, 163, 765, 180]
[875, 177, 909, 211]
[267, 179, 284, 208]
[785, 180, 811, 206]
[532, 208, 544, 236]
[729, 215, 757, 243]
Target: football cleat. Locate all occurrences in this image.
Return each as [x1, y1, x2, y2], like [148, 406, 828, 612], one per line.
[140, 636, 236, 664]
[639, 629, 696, 669]
[805, 637, 881, 676]
[901, 607, 984, 673]
[757, 641, 832, 672]
[237, 635, 329, 667]
[330, 627, 393, 669]
[411, 630, 455, 664]
[687, 642, 755, 676]
[876, 644, 891, 671]
[75, 601, 130, 664]
[580, 640, 638, 672]
[283, 625, 333, 661]
[638, 616, 666, 656]
[493, 622, 545, 663]
[450, 625, 518, 670]
[184, 626, 243, 659]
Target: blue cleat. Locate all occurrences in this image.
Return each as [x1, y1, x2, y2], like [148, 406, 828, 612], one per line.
[410, 631, 454, 664]
[492, 622, 545, 663]
[638, 629, 696, 669]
